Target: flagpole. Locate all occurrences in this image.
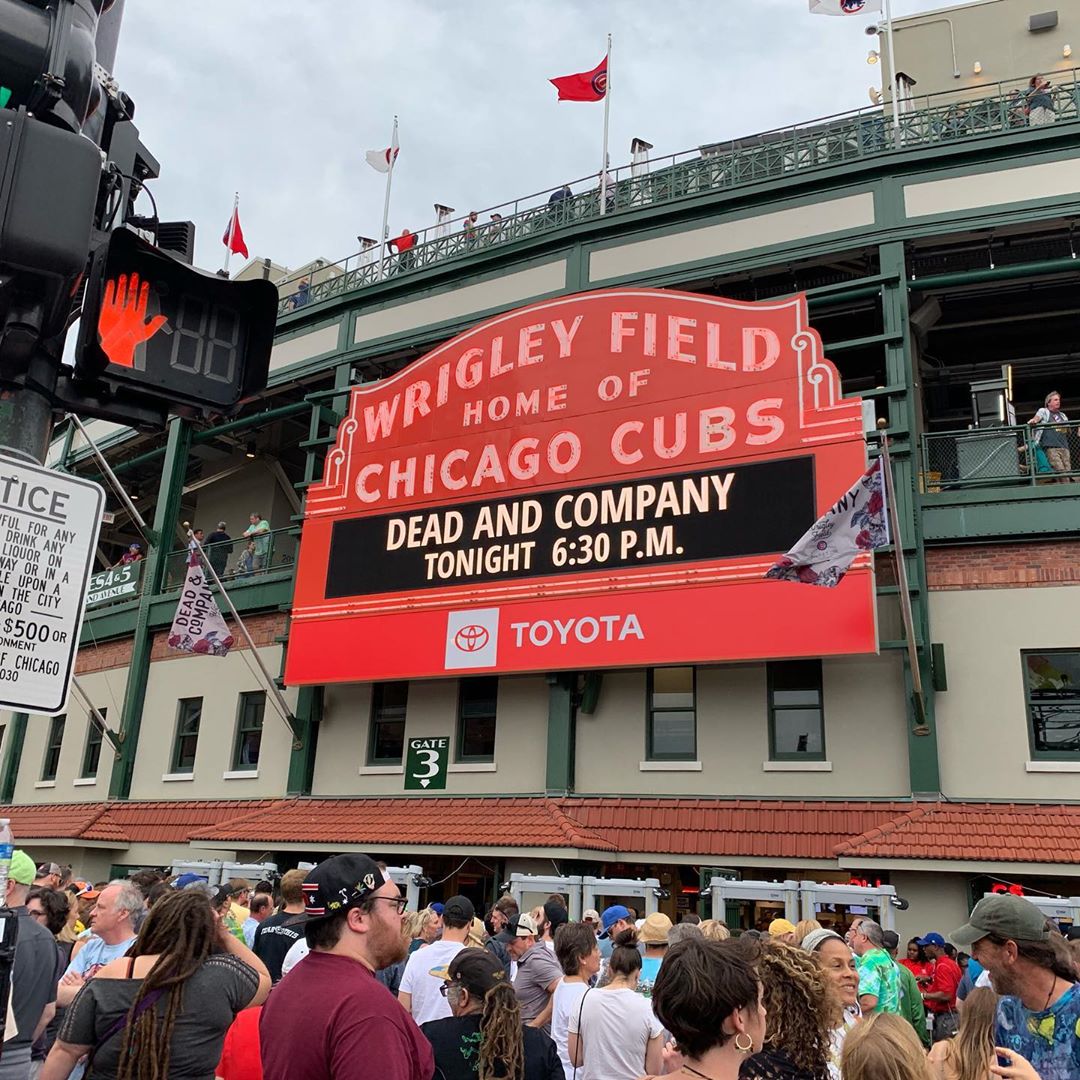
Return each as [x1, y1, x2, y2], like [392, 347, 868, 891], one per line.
[222, 192, 238, 275]
[878, 427, 927, 730]
[883, 0, 901, 134]
[69, 678, 122, 754]
[377, 116, 398, 280]
[183, 525, 302, 743]
[599, 34, 612, 216]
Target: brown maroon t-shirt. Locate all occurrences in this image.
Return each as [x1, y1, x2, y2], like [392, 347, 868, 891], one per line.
[260, 951, 434, 1080]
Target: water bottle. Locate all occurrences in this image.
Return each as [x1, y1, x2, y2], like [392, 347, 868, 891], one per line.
[0, 820, 13, 902]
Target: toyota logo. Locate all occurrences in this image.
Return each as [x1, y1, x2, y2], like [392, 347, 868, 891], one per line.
[454, 625, 490, 652]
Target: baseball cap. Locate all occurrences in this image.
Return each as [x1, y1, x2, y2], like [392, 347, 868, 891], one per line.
[9, 850, 34, 886]
[442, 895, 475, 925]
[430, 902, 445, 916]
[70, 880, 99, 899]
[915, 931, 946, 947]
[511, 912, 540, 937]
[882, 930, 900, 952]
[600, 904, 632, 936]
[36, 862, 62, 879]
[640, 912, 673, 944]
[431, 948, 508, 997]
[583, 908, 601, 923]
[173, 872, 208, 889]
[801, 928, 845, 954]
[769, 918, 797, 938]
[950, 895, 1050, 950]
[301, 853, 389, 922]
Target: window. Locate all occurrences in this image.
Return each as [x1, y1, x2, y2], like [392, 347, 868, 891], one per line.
[1024, 651, 1080, 759]
[457, 677, 498, 761]
[768, 660, 826, 761]
[171, 698, 202, 774]
[80, 709, 105, 779]
[232, 692, 265, 771]
[368, 682, 408, 765]
[42, 715, 65, 781]
[647, 667, 697, 760]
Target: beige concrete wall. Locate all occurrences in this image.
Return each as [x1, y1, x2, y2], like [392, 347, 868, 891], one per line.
[312, 675, 549, 796]
[576, 655, 910, 798]
[269, 324, 339, 374]
[890, 870, 973, 944]
[931, 585, 1080, 799]
[127, 646, 295, 800]
[889, 0, 1078, 98]
[11, 668, 126, 803]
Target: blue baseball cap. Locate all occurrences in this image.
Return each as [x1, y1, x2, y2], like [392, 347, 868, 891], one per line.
[430, 902, 445, 916]
[600, 904, 632, 935]
[916, 932, 946, 947]
[173, 872, 208, 889]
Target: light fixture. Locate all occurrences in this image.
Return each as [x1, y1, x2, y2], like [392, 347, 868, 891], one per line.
[1065, 44, 1073, 59]
[130, 484, 140, 501]
[973, 60, 982, 74]
[869, 87, 883, 105]
[245, 440, 257, 459]
[867, 49, 879, 65]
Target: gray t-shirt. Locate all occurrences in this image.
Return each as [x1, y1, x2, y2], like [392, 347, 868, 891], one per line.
[57, 953, 259, 1079]
[11, 908, 60, 1052]
[513, 943, 563, 1031]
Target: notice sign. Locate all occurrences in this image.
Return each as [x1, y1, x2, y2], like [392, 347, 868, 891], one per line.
[0, 451, 104, 713]
[285, 288, 877, 684]
[405, 737, 449, 790]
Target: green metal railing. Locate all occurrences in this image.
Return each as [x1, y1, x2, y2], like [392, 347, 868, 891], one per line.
[277, 69, 1080, 315]
[922, 420, 1080, 491]
[162, 526, 297, 591]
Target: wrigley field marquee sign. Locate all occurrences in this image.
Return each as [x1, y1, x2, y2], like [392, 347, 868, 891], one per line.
[285, 288, 876, 683]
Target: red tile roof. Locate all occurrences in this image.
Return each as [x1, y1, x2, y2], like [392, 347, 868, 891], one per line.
[835, 802, 1080, 864]
[0, 802, 113, 841]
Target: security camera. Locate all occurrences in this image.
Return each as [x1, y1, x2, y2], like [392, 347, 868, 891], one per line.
[865, 24, 880, 35]
[889, 895, 910, 911]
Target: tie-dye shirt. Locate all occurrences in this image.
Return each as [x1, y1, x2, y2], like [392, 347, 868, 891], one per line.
[995, 983, 1080, 1080]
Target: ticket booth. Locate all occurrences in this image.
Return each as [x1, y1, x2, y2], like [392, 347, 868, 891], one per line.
[800, 881, 898, 933]
[509, 874, 583, 920]
[387, 864, 424, 912]
[709, 878, 800, 931]
[581, 876, 660, 918]
[983, 893, 1080, 932]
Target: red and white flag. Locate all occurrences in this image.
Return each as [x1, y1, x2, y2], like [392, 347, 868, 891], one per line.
[765, 459, 889, 587]
[366, 126, 400, 173]
[550, 55, 608, 102]
[168, 555, 235, 656]
[809, 0, 882, 14]
[222, 204, 248, 258]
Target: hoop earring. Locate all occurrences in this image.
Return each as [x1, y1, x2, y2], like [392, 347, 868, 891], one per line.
[734, 1033, 754, 1055]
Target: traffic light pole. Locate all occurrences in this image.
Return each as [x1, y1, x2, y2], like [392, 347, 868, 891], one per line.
[0, 346, 59, 464]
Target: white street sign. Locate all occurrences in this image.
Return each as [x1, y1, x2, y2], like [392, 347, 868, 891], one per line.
[0, 449, 105, 714]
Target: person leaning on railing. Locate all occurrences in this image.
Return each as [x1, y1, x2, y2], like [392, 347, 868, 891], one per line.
[1028, 391, 1074, 482]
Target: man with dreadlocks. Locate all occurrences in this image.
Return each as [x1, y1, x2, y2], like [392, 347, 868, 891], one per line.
[423, 950, 563, 1080]
[40, 888, 270, 1080]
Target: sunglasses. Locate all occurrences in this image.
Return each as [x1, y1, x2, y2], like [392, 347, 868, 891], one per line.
[439, 982, 465, 999]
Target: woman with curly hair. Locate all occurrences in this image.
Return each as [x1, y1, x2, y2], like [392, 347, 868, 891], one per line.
[738, 941, 833, 1080]
[41, 888, 270, 1080]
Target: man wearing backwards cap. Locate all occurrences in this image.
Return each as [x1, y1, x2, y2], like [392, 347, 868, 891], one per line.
[951, 893, 1080, 1080]
[259, 853, 433, 1080]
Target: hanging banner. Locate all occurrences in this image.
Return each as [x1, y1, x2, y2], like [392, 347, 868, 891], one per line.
[168, 555, 235, 656]
[285, 287, 876, 683]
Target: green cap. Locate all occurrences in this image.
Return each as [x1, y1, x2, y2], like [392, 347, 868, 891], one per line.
[949, 894, 1049, 949]
[10, 850, 35, 886]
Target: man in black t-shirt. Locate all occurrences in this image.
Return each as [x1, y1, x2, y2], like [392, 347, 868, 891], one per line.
[254, 868, 307, 983]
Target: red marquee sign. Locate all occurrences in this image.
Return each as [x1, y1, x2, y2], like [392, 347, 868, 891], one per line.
[285, 288, 877, 684]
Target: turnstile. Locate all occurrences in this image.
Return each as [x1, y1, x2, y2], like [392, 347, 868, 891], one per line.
[509, 874, 583, 920]
[709, 878, 800, 929]
[800, 882, 897, 933]
[581, 876, 660, 918]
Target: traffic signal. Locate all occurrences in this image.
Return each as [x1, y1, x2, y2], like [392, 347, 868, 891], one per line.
[73, 227, 277, 416]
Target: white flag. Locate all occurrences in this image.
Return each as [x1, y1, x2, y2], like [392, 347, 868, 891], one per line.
[365, 125, 400, 173]
[809, 0, 882, 14]
[168, 555, 235, 656]
[765, 459, 889, 588]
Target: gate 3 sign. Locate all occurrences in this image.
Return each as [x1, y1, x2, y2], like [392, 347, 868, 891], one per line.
[285, 288, 876, 684]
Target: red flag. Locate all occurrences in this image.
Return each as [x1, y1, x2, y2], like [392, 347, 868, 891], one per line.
[550, 56, 607, 102]
[222, 206, 248, 259]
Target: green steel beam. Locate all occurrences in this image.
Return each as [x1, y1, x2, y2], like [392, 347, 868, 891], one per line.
[545, 673, 576, 795]
[286, 685, 323, 796]
[911, 257, 1080, 291]
[0, 713, 28, 804]
[109, 418, 193, 800]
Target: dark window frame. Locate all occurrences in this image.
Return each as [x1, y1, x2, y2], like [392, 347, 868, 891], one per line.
[768, 660, 826, 762]
[231, 692, 265, 771]
[1023, 649, 1080, 760]
[367, 682, 408, 766]
[42, 715, 66, 782]
[171, 698, 202, 774]
[646, 667, 698, 761]
[456, 677, 498, 763]
[80, 709, 105, 780]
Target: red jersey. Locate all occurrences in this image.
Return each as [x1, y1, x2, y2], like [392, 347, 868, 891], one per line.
[217, 1005, 263, 1080]
[923, 955, 962, 1013]
[899, 958, 933, 981]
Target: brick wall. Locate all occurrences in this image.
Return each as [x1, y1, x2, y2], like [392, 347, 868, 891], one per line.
[926, 541, 1080, 590]
[75, 612, 288, 674]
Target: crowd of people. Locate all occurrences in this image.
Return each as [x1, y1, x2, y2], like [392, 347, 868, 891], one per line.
[4, 851, 1079, 1079]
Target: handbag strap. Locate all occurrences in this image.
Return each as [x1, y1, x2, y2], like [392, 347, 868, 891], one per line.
[572, 986, 593, 1080]
[88, 985, 166, 1067]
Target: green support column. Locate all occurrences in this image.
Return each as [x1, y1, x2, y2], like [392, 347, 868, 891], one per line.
[109, 418, 193, 800]
[545, 673, 576, 795]
[878, 242, 941, 797]
[286, 685, 322, 796]
[0, 713, 28, 803]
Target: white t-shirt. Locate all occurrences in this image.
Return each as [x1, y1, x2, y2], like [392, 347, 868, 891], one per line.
[399, 939, 464, 1025]
[569, 986, 663, 1080]
[551, 980, 590, 1080]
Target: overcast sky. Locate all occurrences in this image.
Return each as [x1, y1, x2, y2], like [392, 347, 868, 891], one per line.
[114, 1, 980, 275]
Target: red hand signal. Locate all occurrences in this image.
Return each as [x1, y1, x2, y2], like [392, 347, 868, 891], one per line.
[97, 272, 168, 369]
